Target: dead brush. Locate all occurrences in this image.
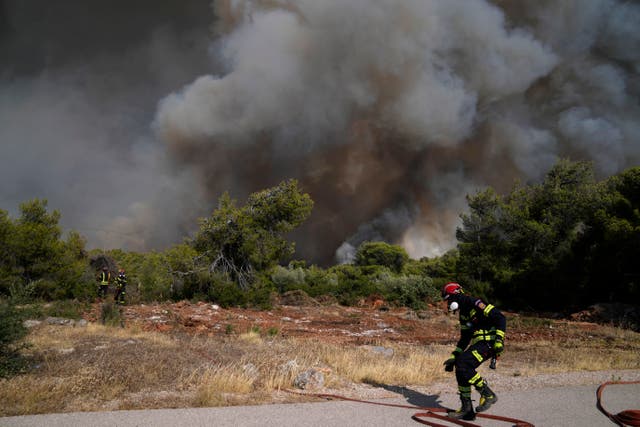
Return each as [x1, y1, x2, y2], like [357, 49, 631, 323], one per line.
[503, 339, 640, 375]
[0, 323, 199, 416]
[193, 362, 256, 406]
[282, 340, 452, 386]
[1, 317, 640, 416]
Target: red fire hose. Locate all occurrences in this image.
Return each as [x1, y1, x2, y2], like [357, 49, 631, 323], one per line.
[288, 380, 640, 426]
[297, 392, 535, 426]
[596, 381, 640, 426]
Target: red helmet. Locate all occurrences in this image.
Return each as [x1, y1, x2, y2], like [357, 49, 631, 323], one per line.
[442, 282, 463, 300]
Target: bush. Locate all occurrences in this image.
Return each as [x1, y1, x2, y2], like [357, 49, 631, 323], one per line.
[0, 301, 30, 378]
[354, 241, 409, 273]
[327, 264, 383, 305]
[301, 266, 340, 297]
[266, 263, 441, 310]
[207, 272, 247, 307]
[44, 299, 90, 319]
[404, 250, 459, 279]
[271, 266, 306, 293]
[205, 272, 275, 309]
[100, 301, 124, 327]
[376, 273, 439, 310]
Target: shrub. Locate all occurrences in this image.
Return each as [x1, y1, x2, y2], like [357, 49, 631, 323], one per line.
[271, 266, 306, 293]
[207, 272, 246, 307]
[100, 301, 124, 327]
[380, 274, 439, 310]
[354, 242, 409, 273]
[0, 301, 30, 378]
[328, 264, 383, 305]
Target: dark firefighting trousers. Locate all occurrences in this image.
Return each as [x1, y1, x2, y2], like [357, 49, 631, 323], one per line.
[98, 284, 108, 298]
[114, 286, 126, 305]
[455, 341, 494, 394]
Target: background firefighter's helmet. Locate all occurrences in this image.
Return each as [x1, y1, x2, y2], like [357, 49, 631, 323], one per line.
[442, 282, 463, 300]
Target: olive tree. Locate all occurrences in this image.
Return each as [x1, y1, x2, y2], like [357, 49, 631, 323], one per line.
[193, 179, 313, 289]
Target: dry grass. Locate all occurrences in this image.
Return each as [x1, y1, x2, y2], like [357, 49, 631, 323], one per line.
[0, 323, 199, 415]
[1, 318, 639, 416]
[500, 321, 640, 375]
[299, 342, 451, 385]
[194, 363, 256, 406]
[503, 339, 640, 375]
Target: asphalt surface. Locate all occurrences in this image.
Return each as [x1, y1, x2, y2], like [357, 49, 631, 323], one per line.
[1, 383, 638, 427]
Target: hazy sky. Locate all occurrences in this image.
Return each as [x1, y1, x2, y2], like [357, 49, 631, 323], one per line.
[2, 0, 639, 265]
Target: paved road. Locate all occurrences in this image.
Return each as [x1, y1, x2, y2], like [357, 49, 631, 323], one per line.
[2, 383, 638, 427]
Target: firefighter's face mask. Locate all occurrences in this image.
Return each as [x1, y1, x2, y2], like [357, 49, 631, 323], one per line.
[448, 301, 459, 312]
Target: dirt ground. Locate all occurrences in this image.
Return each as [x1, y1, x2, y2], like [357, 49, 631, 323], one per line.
[82, 293, 604, 346]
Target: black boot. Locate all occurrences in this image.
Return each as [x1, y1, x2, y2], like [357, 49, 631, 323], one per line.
[476, 382, 498, 412]
[448, 395, 476, 420]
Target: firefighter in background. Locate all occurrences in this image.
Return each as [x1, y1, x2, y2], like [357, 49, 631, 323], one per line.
[97, 266, 110, 299]
[114, 269, 127, 305]
[442, 282, 506, 421]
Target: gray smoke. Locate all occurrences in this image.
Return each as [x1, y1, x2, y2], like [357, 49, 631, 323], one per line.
[0, 0, 212, 250]
[2, 0, 639, 264]
[155, 0, 640, 263]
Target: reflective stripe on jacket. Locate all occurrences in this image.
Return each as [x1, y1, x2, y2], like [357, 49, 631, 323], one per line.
[100, 271, 110, 285]
[456, 295, 506, 350]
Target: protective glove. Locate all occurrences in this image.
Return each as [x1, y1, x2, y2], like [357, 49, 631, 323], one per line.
[443, 355, 456, 372]
[493, 339, 504, 356]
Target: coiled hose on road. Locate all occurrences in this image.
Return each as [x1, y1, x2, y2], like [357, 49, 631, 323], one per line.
[596, 381, 640, 426]
[289, 380, 640, 426]
[303, 392, 534, 426]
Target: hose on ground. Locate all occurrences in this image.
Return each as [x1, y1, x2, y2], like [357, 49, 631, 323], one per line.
[596, 381, 640, 427]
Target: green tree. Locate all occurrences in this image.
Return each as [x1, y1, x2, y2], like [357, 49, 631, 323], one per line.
[138, 251, 173, 301]
[354, 241, 409, 273]
[48, 231, 92, 300]
[456, 160, 640, 311]
[13, 199, 63, 284]
[404, 249, 460, 297]
[164, 244, 201, 300]
[581, 167, 640, 304]
[0, 210, 19, 294]
[0, 199, 91, 301]
[193, 179, 313, 289]
[456, 187, 508, 290]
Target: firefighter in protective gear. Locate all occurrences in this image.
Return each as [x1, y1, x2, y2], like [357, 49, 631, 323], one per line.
[97, 267, 110, 299]
[114, 269, 127, 305]
[442, 282, 506, 421]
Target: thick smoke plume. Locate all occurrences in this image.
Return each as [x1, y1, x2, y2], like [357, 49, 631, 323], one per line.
[156, 0, 640, 264]
[2, 1, 639, 265]
[0, 0, 212, 250]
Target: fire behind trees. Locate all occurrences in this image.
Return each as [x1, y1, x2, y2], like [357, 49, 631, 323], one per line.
[0, 161, 638, 321]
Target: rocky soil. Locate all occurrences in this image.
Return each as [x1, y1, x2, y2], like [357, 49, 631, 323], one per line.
[82, 293, 619, 347]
